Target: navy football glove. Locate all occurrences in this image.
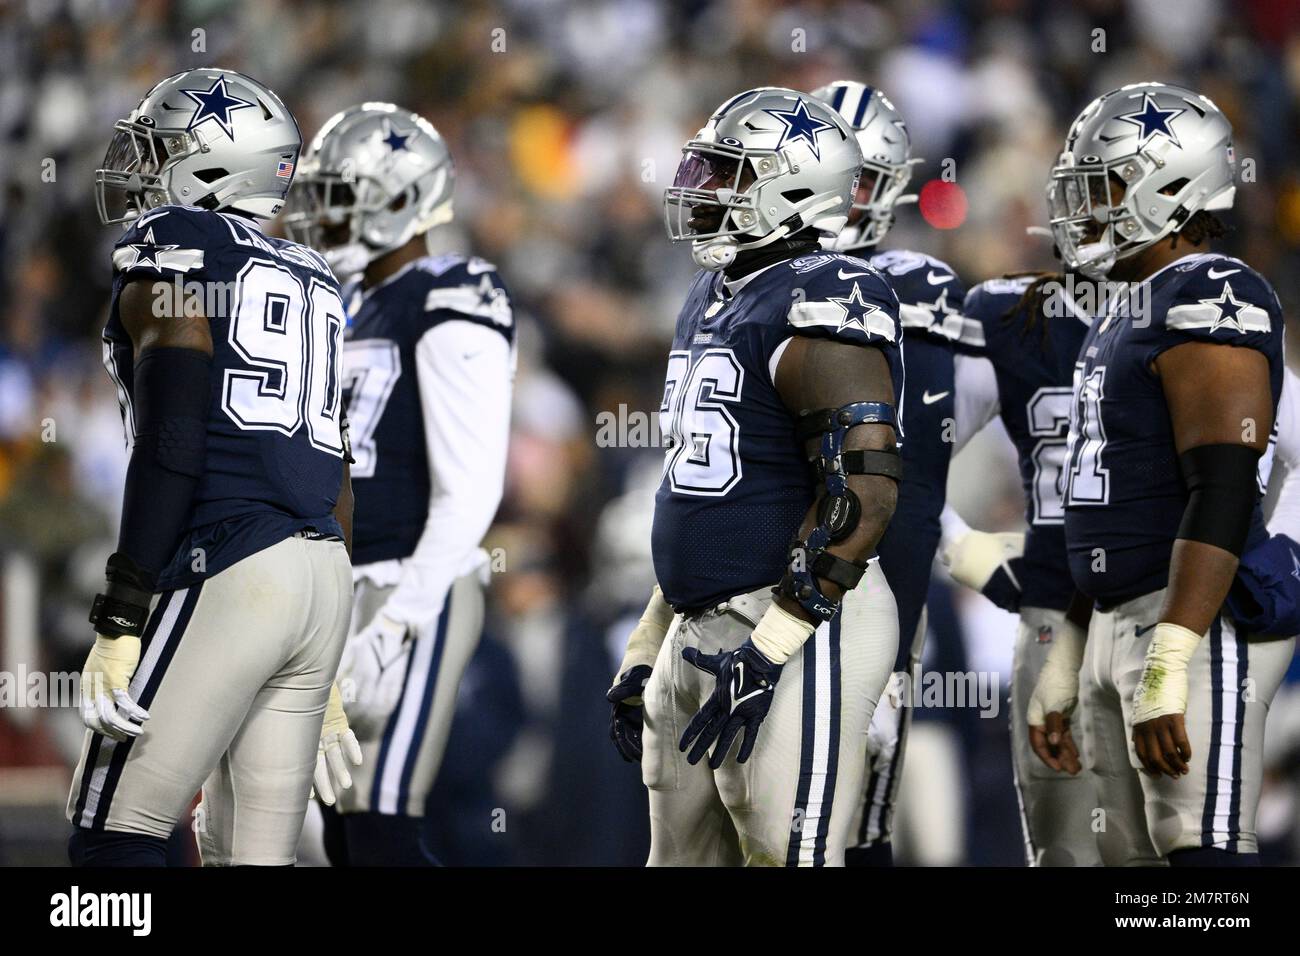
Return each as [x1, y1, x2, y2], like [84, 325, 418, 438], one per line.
[981, 555, 1025, 613]
[606, 665, 654, 762]
[679, 639, 783, 769]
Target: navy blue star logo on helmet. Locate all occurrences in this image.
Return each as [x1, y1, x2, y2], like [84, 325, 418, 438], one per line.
[381, 123, 411, 152]
[181, 76, 256, 140]
[1115, 92, 1185, 148]
[764, 99, 836, 160]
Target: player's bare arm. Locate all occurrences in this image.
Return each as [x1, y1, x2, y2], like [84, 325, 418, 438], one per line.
[773, 334, 898, 620]
[333, 462, 354, 558]
[1131, 341, 1272, 778]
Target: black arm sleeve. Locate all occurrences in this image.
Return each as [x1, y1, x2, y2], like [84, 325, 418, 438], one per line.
[91, 347, 212, 636]
[1175, 443, 1261, 557]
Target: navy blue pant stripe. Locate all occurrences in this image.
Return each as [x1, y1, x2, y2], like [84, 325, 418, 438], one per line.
[395, 594, 453, 812]
[89, 583, 202, 830]
[73, 589, 177, 824]
[786, 632, 820, 867]
[1201, 618, 1224, 846]
[1227, 625, 1247, 852]
[371, 640, 420, 807]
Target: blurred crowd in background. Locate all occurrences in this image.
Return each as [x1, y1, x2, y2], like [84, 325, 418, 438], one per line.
[3, 0, 1300, 865]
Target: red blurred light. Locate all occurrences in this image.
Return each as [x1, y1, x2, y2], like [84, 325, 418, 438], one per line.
[919, 179, 968, 230]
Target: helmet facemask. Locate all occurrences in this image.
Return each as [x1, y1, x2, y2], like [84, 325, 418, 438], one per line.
[830, 156, 918, 251]
[96, 119, 205, 224]
[664, 141, 778, 269]
[1048, 155, 1153, 279]
[285, 156, 452, 278]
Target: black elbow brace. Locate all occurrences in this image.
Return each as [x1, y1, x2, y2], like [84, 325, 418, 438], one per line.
[91, 347, 211, 636]
[1176, 443, 1261, 557]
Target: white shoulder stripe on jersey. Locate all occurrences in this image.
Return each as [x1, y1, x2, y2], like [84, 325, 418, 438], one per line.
[1166, 302, 1271, 334]
[112, 246, 204, 274]
[788, 300, 896, 342]
[897, 303, 986, 347]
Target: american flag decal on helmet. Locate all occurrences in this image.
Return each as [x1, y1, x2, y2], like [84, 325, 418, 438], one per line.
[276, 161, 295, 178]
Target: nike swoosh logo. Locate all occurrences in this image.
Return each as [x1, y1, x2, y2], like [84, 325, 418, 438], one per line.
[838, 269, 872, 280]
[1206, 267, 1240, 279]
[922, 390, 950, 405]
[927, 271, 955, 285]
[1134, 623, 1157, 638]
[462, 351, 483, 361]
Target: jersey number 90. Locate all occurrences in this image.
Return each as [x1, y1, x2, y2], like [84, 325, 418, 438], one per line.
[222, 260, 347, 456]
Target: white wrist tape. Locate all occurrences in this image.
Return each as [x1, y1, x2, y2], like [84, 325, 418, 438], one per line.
[1132, 622, 1201, 724]
[614, 586, 676, 679]
[749, 601, 816, 666]
[943, 529, 1024, 591]
[1026, 618, 1087, 726]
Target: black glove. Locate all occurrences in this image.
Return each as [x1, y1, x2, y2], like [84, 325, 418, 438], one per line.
[679, 639, 783, 769]
[606, 665, 654, 762]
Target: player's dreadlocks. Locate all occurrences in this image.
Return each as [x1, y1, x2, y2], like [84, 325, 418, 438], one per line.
[1005, 270, 1062, 347]
[1171, 210, 1228, 248]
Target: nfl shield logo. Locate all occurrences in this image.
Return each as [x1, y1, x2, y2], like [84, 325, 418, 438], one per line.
[276, 161, 294, 179]
[1037, 625, 1053, 644]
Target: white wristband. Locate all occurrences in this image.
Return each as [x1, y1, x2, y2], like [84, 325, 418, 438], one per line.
[1132, 622, 1201, 724]
[614, 586, 676, 680]
[1026, 618, 1087, 726]
[750, 602, 816, 666]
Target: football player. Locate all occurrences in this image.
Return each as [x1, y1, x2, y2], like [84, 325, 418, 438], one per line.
[937, 270, 1102, 866]
[607, 87, 903, 866]
[1030, 82, 1294, 864]
[284, 104, 513, 865]
[810, 80, 982, 865]
[71, 68, 357, 866]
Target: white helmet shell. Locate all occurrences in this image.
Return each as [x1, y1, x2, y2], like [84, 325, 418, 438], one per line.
[284, 103, 454, 277]
[96, 67, 301, 224]
[663, 87, 863, 270]
[1048, 81, 1236, 278]
[810, 80, 919, 251]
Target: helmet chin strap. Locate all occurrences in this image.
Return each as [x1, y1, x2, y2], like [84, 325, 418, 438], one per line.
[1074, 238, 1118, 280]
[324, 242, 377, 279]
[692, 195, 841, 272]
[692, 225, 793, 271]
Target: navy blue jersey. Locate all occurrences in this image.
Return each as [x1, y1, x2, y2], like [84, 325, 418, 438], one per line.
[1064, 254, 1284, 606]
[869, 249, 982, 352]
[868, 249, 969, 656]
[963, 276, 1091, 612]
[342, 255, 513, 566]
[651, 253, 902, 610]
[104, 205, 348, 590]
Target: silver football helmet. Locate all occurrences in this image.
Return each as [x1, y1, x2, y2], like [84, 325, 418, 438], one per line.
[810, 80, 919, 251]
[96, 68, 301, 225]
[1048, 81, 1236, 279]
[284, 103, 454, 278]
[664, 87, 863, 271]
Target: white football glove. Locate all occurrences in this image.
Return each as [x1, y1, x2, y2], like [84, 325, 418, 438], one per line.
[80, 634, 150, 741]
[941, 529, 1025, 612]
[1026, 620, 1087, 727]
[1131, 623, 1200, 724]
[314, 682, 363, 806]
[866, 672, 906, 765]
[337, 611, 412, 741]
